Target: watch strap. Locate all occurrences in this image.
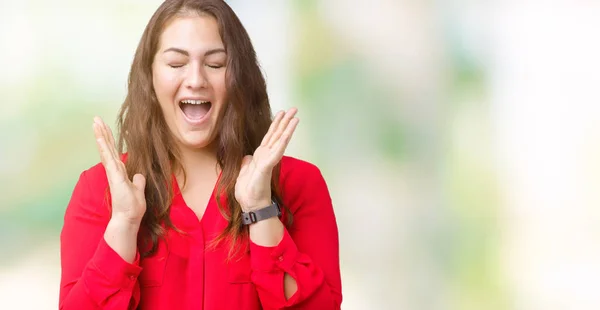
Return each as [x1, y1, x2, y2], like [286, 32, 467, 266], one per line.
[241, 201, 281, 225]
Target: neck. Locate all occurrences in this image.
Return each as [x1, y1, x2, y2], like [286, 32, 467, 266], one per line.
[176, 142, 221, 185]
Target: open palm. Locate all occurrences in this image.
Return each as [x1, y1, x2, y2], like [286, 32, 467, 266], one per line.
[235, 108, 299, 211]
[93, 117, 147, 224]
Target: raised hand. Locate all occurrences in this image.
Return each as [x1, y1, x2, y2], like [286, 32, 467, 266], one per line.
[235, 108, 299, 211]
[93, 117, 147, 224]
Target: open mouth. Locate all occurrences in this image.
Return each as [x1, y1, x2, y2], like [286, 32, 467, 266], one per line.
[179, 99, 212, 122]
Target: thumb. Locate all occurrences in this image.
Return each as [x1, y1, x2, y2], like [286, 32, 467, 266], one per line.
[132, 173, 146, 191]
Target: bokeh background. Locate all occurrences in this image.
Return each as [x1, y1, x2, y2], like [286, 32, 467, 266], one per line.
[1, 0, 600, 309]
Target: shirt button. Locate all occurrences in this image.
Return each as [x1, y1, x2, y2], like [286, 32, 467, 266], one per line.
[129, 275, 136, 280]
[278, 256, 284, 262]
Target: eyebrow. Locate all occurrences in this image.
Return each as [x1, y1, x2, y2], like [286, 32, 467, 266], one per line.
[163, 47, 226, 57]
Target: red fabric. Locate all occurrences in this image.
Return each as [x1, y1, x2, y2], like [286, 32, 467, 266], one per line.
[59, 156, 342, 309]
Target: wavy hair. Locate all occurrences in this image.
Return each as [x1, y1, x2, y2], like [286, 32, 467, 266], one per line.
[116, 0, 292, 258]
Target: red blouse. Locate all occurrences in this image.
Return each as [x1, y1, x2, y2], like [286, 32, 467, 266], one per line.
[59, 156, 342, 309]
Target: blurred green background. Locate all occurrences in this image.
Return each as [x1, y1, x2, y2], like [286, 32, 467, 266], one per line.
[2, 1, 600, 309]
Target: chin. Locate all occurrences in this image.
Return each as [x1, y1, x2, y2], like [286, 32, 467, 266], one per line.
[177, 130, 217, 150]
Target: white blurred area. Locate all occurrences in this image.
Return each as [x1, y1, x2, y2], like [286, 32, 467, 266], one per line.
[492, 2, 600, 309]
[1, 0, 600, 309]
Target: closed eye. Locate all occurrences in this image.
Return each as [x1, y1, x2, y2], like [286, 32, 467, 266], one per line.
[206, 64, 224, 69]
[169, 64, 184, 68]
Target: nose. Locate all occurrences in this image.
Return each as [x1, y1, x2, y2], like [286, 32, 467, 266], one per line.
[184, 63, 208, 90]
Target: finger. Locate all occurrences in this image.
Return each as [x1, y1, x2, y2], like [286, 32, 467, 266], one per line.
[103, 121, 117, 152]
[95, 128, 124, 183]
[94, 117, 114, 158]
[94, 118, 126, 184]
[95, 117, 119, 161]
[132, 173, 146, 192]
[271, 117, 299, 158]
[268, 108, 297, 148]
[266, 109, 293, 148]
[105, 123, 123, 164]
[261, 110, 285, 147]
[93, 123, 108, 166]
[239, 155, 253, 175]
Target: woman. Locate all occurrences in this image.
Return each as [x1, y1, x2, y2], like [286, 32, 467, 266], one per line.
[58, 0, 342, 309]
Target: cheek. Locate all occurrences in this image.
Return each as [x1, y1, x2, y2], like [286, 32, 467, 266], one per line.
[210, 73, 228, 101]
[153, 68, 180, 106]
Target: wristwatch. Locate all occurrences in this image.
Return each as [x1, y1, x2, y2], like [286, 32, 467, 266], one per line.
[241, 201, 281, 225]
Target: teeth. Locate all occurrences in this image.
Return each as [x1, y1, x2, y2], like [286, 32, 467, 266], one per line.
[181, 100, 209, 105]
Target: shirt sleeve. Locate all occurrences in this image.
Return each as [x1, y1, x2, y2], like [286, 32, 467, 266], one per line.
[249, 160, 342, 309]
[59, 169, 142, 310]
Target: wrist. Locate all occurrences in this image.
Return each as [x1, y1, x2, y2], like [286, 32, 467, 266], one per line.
[241, 200, 281, 225]
[104, 218, 140, 263]
[249, 217, 284, 247]
[242, 200, 272, 212]
[106, 217, 141, 237]
[110, 214, 142, 228]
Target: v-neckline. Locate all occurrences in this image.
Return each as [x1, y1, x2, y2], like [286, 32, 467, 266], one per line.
[173, 171, 222, 226]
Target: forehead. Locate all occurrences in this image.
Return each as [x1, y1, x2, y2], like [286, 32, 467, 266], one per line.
[158, 14, 224, 52]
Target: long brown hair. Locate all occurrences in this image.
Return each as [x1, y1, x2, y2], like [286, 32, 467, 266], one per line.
[116, 0, 292, 257]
